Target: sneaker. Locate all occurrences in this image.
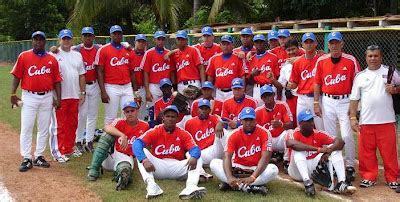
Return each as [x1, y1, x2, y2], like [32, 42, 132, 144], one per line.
[75, 142, 85, 153]
[85, 141, 94, 152]
[179, 186, 207, 200]
[304, 180, 315, 197]
[387, 182, 399, 189]
[146, 181, 163, 199]
[247, 185, 268, 195]
[72, 147, 82, 157]
[359, 179, 376, 188]
[199, 170, 213, 182]
[54, 155, 69, 163]
[19, 158, 33, 172]
[33, 156, 50, 168]
[396, 184, 400, 193]
[345, 167, 355, 182]
[333, 181, 356, 194]
[283, 160, 289, 174]
[218, 182, 232, 191]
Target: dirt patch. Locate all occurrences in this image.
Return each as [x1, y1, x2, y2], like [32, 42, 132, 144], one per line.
[0, 122, 101, 201]
[0, 62, 13, 67]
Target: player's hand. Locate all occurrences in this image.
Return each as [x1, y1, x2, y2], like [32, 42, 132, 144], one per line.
[246, 51, 255, 61]
[238, 176, 256, 186]
[215, 122, 224, 138]
[235, 51, 245, 59]
[145, 91, 153, 102]
[10, 94, 21, 107]
[350, 119, 359, 133]
[266, 72, 275, 81]
[79, 94, 86, 105]
[251, 68, 261, 77]
[319, 145, 332, 154]
[287, 82, 297, 90]
[385, 84, 397, 94]
[271, 115, 282, 128]
[49, 46, 59, 54]
[314, 102, 322, 117]
[142, 159, 155, 172]
[53, 98, 61, 109]
[228, 120, 237, 129]
[134, 93, 143, 107]
[227, 177, 239, 190]
[118, 134, 128, 150]
[320, 153, 330, 162]
[101, 91, 110, 103]
[186, 157, 197, 170]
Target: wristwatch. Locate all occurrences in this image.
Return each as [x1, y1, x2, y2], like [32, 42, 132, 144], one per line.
[80, 91, 86, 95]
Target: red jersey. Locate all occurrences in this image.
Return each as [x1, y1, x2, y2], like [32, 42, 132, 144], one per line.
[170, 46, 202, 82]
[233, 46, 256, 54]
[191, 98, 223, 117]
[314, 53, 360, 95]
[206, 53, 246, 89]
[193, 43, 222, 66]
[11, 50, 62, 92]
[112, 118, 149, 156]
[139, 124, 197, 160]
[227, 125, 273, 167]
[290, 129, 334, 159]
[255, 101, 292, 138]
[141, 47, 171, 84]
[94, 43, 133, 85]
[184, 115, 220, 150]
[290, 54, 321, 94]
[247, 52, 280, 85]
[271, 47, 305, 68]
[154, 96, 184, 122]
[74, 44, 99, 82]
[131, 50, 145, 87]
[221, 96, 257, 120]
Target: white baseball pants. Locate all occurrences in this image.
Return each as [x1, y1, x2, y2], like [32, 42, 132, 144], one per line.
[200, 137, 224, 165]
[136, 86, 148, 120]
[272, 130, 292, 161]
[76, 82, 100, 143]
[296, 95, 324, 130]
[104, 83, 134, 124]
[102, 149, 134, 171]
[147, 83, 163, 107]
[216, 89, 233, 101]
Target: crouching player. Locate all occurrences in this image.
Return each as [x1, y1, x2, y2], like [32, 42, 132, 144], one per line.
[87, 101, 149, 191]
[210, 107, 278, 195]
[286, 109, 356, 196]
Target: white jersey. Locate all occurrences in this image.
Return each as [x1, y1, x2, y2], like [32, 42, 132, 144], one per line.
[278, 61, 298, 97]
[52, 48, 86, 99]
[350, 65, 400, 125]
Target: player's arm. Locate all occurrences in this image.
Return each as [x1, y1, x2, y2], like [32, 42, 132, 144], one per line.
[79, 74, 86, 105]
[10, 76, 21, 106]
[199, 64, 205, 83]
[268, 72, 283, 99]
[130, 69, 137, 91]
[96, 64, 109, 103]
[223, 151, 238, 188]
[322, 137, 344, 153]
[53, 82, 61, 109]
[133, 135, 155, 172]
[104, 122, 128, 150]
[286, 139, 319, 152]
[313, 83, 322, 117]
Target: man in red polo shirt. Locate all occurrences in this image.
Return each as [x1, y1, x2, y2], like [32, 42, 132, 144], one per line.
[190, 81, 223, 117]
[192, 26, 222, 67]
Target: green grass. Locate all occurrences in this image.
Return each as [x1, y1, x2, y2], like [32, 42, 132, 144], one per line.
[1, 66, 337, 201]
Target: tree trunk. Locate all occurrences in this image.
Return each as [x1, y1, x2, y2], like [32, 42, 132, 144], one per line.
[193, 0, 200, 17]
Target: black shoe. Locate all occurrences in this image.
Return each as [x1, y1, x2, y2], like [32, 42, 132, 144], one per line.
[333, 181, 356, 194]
[387, 182, 399, 189]
[396, 184, 400, 193]
[85, 141, 94, 152]
[304, 180, 315, 197]
[218, 182, 232, 191]
[283, 160, 289, 174]
[75, 142, 85, 153]
[19, 158, 33, 172]
[247, 185, 268, 195]
[359, 179, 376, 188]
[345, 167, 355, 182]
[33, 156, 50, 168]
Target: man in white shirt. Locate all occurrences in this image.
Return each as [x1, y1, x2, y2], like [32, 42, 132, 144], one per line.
[49, 29, 86, 163]
[349, 45, 399, 190]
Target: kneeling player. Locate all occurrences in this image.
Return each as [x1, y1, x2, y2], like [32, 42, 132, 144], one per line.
[210, 107, 278, 195]
[286, 109, 356, 196]
[133, 105, 206, 199]
[87, 101, 149, 191]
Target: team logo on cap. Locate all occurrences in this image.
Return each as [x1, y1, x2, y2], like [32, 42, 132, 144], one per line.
[332, 32, 336, 36]
[245, 108, 251, 113]
[305, 110, 311, 114]
[306, 33, 310, 37]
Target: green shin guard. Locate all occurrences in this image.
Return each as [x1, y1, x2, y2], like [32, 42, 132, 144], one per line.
[114, 161, 132, 191]
[87, 134, 115, 181]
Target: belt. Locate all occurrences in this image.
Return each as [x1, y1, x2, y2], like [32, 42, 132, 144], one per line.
[181, 80, 197, 85]
[255, 84, 265, 87]
[27, 91, 49, 95]
[323, 93, 349, 99]
[219, 88, 232, 92]
[304, 93, 314, 97]
[86, 81, 96, 85]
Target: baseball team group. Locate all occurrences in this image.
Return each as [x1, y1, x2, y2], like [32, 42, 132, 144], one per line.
[9, 24, 400, 199]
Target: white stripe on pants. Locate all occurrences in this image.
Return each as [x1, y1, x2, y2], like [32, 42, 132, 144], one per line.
[76, 82, 100, 143]
[20, 90, 54, 159]
[104, 83, 134, 124]
[296, 95, 324, 130]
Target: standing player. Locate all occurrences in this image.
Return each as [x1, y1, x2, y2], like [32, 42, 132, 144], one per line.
[288, 32, 324, 130]
[87, 101, 149, 190]
[271, 29, 305, 68]
[191, 81, 223, 117]
[11, 31, 62, 171]
[233, 28, 255, 59]
[207, 35, 246, 100]
[247, 34, 281, 106]
[286, 109, 356, 196]
[133, 105, 207, 199]
[49, 29, 86, 162]
[267, 30, 279, 50]
[94, 25, 134, 124]
[75, 27, 101, 153]
[193, 26, 222, 67]
[314, 32, 359, 181]
[210, 107, 278, 195]
[131, 34, 148, 120]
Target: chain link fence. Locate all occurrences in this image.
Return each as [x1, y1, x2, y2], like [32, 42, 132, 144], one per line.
[1, 29, 399, 69]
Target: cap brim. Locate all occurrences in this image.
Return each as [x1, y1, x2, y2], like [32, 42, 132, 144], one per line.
[261, 91, 274, 96]
[163, 108, 179, 114]
[198, 104, 211, 108]
[240, 115, 256, 120]
[221, 40, 232, 43]
[32, 34, 45, 39]
[328, 37, 342, 42]
[299, 115, 314, 122]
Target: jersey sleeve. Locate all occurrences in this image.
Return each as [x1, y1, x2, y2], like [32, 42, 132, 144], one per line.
[289, 61, 300, 83]
[94, 47, 106, 66]
[141, 51, 151, 73]
[193, 48, 203, 67]
[139, 128, 155, 146]
[10, 53, 24, 79]
[272, 56, 280, 78]
[282, 102, 293, 122]
[263, 129, 273, 152]
[206, 57, 215, 77]
[319, 131, 335, 145]
[52, 58, 63, 83]
[349, 74, 362, 101]
[314, 59, 322, 85]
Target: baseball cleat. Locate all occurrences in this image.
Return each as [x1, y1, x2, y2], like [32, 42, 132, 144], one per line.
[218, 182, 232, 191]
[75, 142, 85, 153]
[199, 170, 213, 182]
[396, 184, 400, 193]
[333, 181, 356, 195]
[54, 155, 69, 163]
[33, 156, 50, 168]
[85, 141, 94, 152]
[387, 182, 399, 189]
[178, 186, 206, 200]
[247, 185, 268, 195]
[345, 167, 355, 182]
[146, 182, 163, 199]
[359, 179, 376, 188]
[71, 147, 82, 157]
[304, 180, 316, 197]
[19, 158, 33, 172]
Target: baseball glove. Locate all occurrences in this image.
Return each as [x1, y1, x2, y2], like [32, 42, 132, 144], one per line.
[232, 167, 254, 178]
[311, 161, 332, 188]
[172, 92, 190, 115]
[182, 85, 201, 100]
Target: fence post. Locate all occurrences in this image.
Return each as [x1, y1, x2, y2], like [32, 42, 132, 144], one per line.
[228, 28, 233, 33]
[188, 35, 193, 46]
[272, 25, 279, 31]
[324, 26, 332, 53]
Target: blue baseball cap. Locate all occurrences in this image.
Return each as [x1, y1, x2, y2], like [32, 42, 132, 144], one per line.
[135, 34, 147, 41]
[201, 26, 213, 36]
[198, 99, 211, 108]
[81, 27, 94, 35]
[220, 35, 234, 43]
[253, 34, 266, 42]
[110, 25, 122, 34]
[122, 100, 139, 110]
[298, 109, 314, 122]
[302, 32, 316, 43]
[240, 28, 253, 35]
[267, 31, 278, 41]
[159, 78, 172, 87]
[201, 81, 214, 89]
[154, 31, 166, 39]
[278, 29, 290, 38]
[32, 31, 46, 39]
[239, 107, 256, 120]
[164, 105, 179, 114]
[58, 29, 73, 39]
[260, 84, 274, 96]
[327, 32, 343, 42]
[176, 30, 188, 39]
[231, 78, 244, 89]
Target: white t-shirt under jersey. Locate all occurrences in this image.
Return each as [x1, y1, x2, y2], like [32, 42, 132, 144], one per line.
[51, 48, 86, 99]
[278, 61, 298, 101]
[350, 65, 400, 125]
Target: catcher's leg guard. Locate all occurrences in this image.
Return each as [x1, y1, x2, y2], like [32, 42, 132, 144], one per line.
[87, 134, 115, 181]
[114, 161, 132, 191]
